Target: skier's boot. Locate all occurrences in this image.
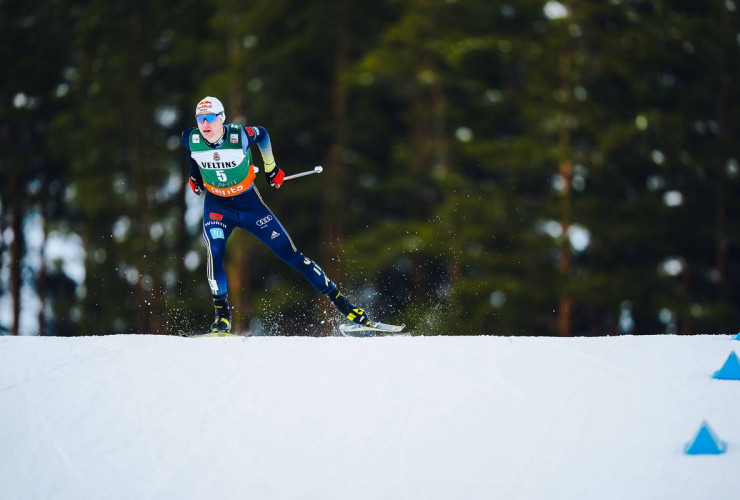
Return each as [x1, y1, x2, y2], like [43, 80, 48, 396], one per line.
[210, 297, 232, 333]
[327, 288, 372, 326]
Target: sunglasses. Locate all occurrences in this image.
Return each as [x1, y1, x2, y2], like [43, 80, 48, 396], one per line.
[196, 114, 221, 124]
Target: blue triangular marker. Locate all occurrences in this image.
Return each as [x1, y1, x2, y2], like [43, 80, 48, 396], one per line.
[734, 331, 740, 341]
[713, 352, 740, 380]
[685, 421, 727, 455]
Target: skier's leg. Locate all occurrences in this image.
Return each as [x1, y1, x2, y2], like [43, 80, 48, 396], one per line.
[244, 214, 334, 293]
[238, 189, 371, 325]
[202, 203, 236, 332]
[324, 286, 372, 325]
[202, 217, 235, 298]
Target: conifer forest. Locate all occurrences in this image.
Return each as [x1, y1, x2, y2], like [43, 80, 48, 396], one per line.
[2, 0, 740, 336]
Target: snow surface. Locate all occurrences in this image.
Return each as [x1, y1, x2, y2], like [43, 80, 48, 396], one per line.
[1, 334, 740, 500]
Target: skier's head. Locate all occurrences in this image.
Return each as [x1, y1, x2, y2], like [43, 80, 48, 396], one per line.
[195, 96, 225, 122]
[195, 96, 225, 142]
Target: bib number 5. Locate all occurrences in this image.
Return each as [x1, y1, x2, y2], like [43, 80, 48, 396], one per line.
[216, 170, 227, 182]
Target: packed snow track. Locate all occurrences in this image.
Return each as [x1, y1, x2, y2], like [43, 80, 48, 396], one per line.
[1, 334, 739, 499]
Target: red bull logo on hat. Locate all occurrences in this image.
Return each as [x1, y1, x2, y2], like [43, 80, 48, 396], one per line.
[194, 96, 225, 120]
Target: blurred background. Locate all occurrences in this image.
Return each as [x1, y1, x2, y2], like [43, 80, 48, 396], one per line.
[1, 0, 740, 336]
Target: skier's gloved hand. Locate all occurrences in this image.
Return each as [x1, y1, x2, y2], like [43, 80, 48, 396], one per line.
[189, 175, 204, 196]
[266, 167, 285, 189]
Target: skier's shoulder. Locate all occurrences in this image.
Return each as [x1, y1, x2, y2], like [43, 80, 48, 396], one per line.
[241, 124, 263, 135]
[241, 125, 268, 141]
[181, 127, 196, 149]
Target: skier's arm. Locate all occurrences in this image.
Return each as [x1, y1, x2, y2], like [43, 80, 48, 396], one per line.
[242, 126, 284, 188]
[242, 126, 275, 170]
[182, 128, 204, 195]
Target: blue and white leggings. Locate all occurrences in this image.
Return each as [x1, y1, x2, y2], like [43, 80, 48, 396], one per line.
[201, 187, 334, 299]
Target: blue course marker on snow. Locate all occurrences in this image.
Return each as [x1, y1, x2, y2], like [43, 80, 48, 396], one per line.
[685, 421, 727, 455]
[734, 331, 740, 341]
[713, 352, 740, 380]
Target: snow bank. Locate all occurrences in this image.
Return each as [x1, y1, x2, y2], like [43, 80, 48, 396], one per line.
[1, 334, 739, 499]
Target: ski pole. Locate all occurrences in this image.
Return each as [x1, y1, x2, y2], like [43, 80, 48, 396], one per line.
[284, 166, 323, 181]
[252, 165, 323, 180]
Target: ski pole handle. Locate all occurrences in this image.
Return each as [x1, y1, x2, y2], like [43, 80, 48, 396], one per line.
[283, 166, 323, 181]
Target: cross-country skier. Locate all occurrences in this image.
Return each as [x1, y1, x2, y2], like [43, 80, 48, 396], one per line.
[182, 96, 373, 334]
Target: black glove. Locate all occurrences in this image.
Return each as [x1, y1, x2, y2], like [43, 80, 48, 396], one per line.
[189, 175, 204, 195]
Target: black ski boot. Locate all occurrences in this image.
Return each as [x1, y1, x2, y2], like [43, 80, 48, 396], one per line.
[327, 288, 372, 326]
[211, 298, 232, 333]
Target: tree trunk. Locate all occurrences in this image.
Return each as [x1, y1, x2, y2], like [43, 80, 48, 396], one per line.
[681, 264, 693, 335]
[37, 174, 49, 336]
[0, 209, 7, 332]
[128, 89, 152, 333]
[226, 231, 252, 331]
[225, 10, 252, 332]
[10, 175, 23, 336]
[556, 37, 574, 337]
[317, 1, 349, 335]
[176, 162, 190, 296]
[321, 0, 349, 277]
[713, 0, 731, 332]
[128, 114, 150, 333]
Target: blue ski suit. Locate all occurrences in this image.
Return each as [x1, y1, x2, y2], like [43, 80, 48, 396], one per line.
[182, 124, 334, 300]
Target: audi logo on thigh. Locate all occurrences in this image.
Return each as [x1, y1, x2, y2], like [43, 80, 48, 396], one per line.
[256, 215, 273, 227]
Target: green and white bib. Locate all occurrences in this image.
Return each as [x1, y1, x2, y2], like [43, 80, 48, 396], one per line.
[189, 124, 256, 197]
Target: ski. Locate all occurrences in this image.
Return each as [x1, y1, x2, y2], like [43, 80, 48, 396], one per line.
[178, 331, 247, 338]
[338, 322, 407, 337]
